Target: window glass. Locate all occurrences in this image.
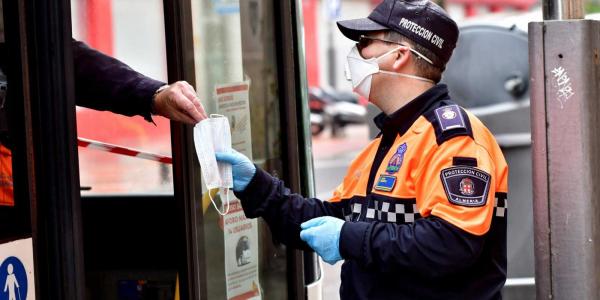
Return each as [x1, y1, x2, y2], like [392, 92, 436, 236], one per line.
[189, 0, 287, 298]
[71, 0, 172, 195]
[0, 0, 18, 241]
[0, 0, 10, 211]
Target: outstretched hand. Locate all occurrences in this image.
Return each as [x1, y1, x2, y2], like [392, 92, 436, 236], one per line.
[153, 81, 207, 124]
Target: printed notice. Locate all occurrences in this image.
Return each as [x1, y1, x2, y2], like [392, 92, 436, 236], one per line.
[215, 80, 253, 158]
[0, 239, 36, 300]
[222, 200, 261, 300]
[215, 80, 261, 300]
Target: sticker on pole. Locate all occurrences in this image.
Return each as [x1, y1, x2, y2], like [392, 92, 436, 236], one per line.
[0, 239, 35, 300]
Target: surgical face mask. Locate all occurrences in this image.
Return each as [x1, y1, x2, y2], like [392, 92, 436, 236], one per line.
[345, 45, 435, 99]
[193, 114, 233, 215]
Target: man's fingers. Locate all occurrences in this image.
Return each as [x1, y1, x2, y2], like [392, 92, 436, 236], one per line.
[179, 85, 206, 122]
[153, 81, 209, 123]
[195, 101, 208, 120]
[181, 83, 208, 119]
[169, 108, 196, 125]
[172, 92, 203, 123]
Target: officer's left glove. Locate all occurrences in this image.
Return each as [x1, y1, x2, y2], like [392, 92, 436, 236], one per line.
[300, 216, 344, 265]
[215, 149, 256, 192]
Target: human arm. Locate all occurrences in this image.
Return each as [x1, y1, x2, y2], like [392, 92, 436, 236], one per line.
[216, 150, 345, 249]
[72, 40, 206, 123]
[340, 214, 485, 277]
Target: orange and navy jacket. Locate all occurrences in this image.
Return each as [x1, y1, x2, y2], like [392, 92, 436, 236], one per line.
[236, 84, 508, 300]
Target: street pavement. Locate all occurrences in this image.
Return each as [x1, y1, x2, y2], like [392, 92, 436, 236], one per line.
[311, 124, 370, 300]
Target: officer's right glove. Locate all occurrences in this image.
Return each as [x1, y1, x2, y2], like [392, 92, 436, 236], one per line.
[300, 216, 344, 265]
[215, 149, 256, 192]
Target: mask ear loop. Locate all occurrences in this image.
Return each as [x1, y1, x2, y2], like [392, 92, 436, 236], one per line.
[208, 187, 231, 216]
[379, 70, 435, 83]
[377, 46, 435, 84]
[206, 113, 231, 215]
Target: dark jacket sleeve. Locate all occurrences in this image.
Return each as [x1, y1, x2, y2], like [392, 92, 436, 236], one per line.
[339, 216, 485, 278]
[72, 40, 166, 122]
[235, 167, 345, 250]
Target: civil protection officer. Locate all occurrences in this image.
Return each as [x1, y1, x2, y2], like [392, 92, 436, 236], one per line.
[216, 0, 508, 299]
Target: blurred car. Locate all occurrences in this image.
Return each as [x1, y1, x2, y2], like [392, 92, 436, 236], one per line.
[309, 87, 367, 137]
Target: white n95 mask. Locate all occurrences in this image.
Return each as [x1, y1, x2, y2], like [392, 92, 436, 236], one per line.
[345, 45, 434, 99]
[193, 114, 233, 215]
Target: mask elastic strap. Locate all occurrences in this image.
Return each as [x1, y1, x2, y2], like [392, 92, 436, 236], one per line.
[374, 46, 402, 62]
[379, 70, 435, 84]
[377, 45, 434, 66]
[208, 188, 231, 216]
[408, 48, 434, 65]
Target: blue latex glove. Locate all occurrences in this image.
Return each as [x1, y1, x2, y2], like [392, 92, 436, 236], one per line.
[215, 149, 257, 192]
[300, 216, 345, 265]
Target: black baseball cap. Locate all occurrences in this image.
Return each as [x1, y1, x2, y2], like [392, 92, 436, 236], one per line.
[337, 0, 459, 68]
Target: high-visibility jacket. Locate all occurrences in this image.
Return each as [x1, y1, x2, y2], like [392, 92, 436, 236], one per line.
[236, 84, 508, 300]
[0, 144, 14, 206]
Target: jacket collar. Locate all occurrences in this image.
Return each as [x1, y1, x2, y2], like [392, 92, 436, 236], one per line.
[374, 84, 450, 136]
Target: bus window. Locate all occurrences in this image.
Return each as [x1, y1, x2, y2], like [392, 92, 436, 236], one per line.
[0, 0, 16, 240]
[71, 0, 172, 195]
[189, 0, 288, 298]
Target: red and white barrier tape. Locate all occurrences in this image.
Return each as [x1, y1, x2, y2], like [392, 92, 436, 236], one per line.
[77, 137, 172, 164]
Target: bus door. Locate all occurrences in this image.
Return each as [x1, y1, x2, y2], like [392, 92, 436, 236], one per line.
[0, 0, 87, 299]
[165, 0, 321, 298]
[73, 0, 319, 299]
[0, 4, 36, 300]
[0, 0, 318, 298]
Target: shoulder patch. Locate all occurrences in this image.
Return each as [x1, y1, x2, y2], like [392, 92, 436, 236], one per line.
[434, 105, 465, 131]
[424, 104, 473, 145]
[440, 166, 491, 207]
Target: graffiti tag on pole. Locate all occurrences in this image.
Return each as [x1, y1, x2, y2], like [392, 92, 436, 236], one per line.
[551, 66, 575, 109]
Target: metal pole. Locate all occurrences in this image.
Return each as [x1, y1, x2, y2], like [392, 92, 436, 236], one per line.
[327, 22, 337, 88]
[532, 0, 600, 298]
[543, 0, 584, 20]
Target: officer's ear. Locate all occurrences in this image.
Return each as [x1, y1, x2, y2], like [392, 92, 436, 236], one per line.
[392, 47, 410, 71]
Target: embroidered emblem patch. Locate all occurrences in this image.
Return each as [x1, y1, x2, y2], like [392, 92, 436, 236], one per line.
[374, 175, 397, 192]
[459, 178, 475, 196]
[441, 108, 457, 120]
[434, 105, 466, 132]
[440, 166, 491, 207]
[386, 143, 407, 174]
